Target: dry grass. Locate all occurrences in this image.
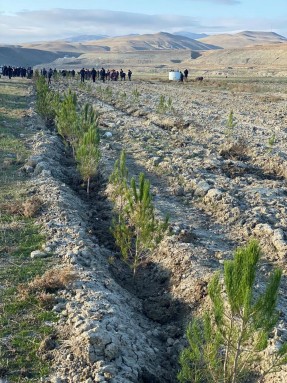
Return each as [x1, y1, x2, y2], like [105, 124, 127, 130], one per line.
[0, 196, 43, 218]
[219, 138, 250, 161]
[22, 196, 43, 218]
[0, 201, 23, 215]
[19, 266, 78, 299]
[257, 95, 284, 103]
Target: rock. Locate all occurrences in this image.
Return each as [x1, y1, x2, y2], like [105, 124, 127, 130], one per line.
[272, 228, 287, 257]
[105, 342, 120, 361]
[204, 188, 223, 203]
[34, 161, 51, 176]
[30, 250, 49, 259]
[94, 373, 106, 382]
[194, 180, 211, 197]
[253, 223, 273, 237]
[27, 155, 43, 167]
[151, 156, 162, 166]
[21, 164, 34, 173]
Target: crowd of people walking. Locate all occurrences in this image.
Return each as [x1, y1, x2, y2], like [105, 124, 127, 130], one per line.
[79, 67, 132, 82]
[1, 65, 133, 84]
[1, 65, 33, 79]
[1, 64, 192, 84]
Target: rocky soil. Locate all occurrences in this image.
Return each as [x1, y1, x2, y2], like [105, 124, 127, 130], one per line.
[21, 77, 287, 382]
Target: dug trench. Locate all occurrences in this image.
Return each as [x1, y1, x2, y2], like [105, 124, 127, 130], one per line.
[24, 112, 210, 382]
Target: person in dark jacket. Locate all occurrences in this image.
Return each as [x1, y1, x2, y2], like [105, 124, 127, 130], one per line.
[80, 68, 85, 82]
[48, 68, 53, 84]
[91, 68, 97, 82]
[184, 69, 188, 80]
[8, 66, 13, 79]
[128, 69, 132, 81]
[100, 68, 106, 82]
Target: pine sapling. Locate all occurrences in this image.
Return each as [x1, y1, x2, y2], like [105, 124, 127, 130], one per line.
[55, 90, 79, 153]
[109, 150, 128, 212]
[226, 110, 237, 140]
[75, 124, 100, 194]
[111, 171, 169, 276]
[178, 240, 287, 383]
[80, 103, 100, 133]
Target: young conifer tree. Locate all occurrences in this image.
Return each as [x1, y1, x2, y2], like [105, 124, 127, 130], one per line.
[110, 158, 169, 276]
[75, 124, 100, 195]
[80, 103, 100, 133]
[55, 90, 79, 153]
[178, 240, 287, 383]
[109, 150, 128, 210]
[35, 76, 59, 125]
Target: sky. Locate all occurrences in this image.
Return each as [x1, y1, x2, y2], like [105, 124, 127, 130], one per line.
[1, 0, 287, 44]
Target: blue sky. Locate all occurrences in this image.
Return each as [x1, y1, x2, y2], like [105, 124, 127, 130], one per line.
[1, 0, 286, 44]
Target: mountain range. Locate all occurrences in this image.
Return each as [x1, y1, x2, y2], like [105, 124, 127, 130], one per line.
[1, 30, 286, 68]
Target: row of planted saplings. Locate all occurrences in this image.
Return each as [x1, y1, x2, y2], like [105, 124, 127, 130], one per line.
[35, 76, 169, 276]
[106, 150, 287, 382]
[35, 75, 100, 194]
[35, 76, 287, 382]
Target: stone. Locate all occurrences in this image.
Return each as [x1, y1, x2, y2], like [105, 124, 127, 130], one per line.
[204, 188, 223, 203]
[104, 342, 120, 361]
[30, 250, 49, 259]
[272, 228, 287, 258]
[194, 180, 211, 197]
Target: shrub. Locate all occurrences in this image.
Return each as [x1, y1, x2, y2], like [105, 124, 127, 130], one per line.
[178, 240, 287, 383]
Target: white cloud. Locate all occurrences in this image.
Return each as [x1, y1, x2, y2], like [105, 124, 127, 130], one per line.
[0, 9, 201, 43]
[0, 8, 286, 44]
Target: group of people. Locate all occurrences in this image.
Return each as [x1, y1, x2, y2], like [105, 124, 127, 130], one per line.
[38, 66, 133, 84]
[180, 69, 189, 81]
[2, 64, 191, 84]
[1, 65, 33, 79]
[41, 68, 76, 82]
[79, 67, 132, 83]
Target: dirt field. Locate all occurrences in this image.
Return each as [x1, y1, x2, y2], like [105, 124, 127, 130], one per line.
[1, 75, 287, 382]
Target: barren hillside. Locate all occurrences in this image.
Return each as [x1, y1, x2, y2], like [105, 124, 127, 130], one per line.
[186, 43, 287, 76]
[198, 31, 287, 49]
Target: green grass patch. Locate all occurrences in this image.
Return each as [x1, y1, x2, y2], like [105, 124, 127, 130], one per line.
[0, 78, 58, 382]
[0, 217, 45, 258]
[0, 252, 57, 382]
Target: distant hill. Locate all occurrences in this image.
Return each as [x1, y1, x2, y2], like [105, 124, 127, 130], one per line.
[187, 42, 287, 68]
[198, 31, 287, 49]
[64, 35, 109, 43]
[173, 31, 209, 40]
[81, 32, 220, 52]
[20, 41, 109, 53]
[20, 32, 220, 54]
[3, 30, 287, 69]
[0, 46, 81, 67]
